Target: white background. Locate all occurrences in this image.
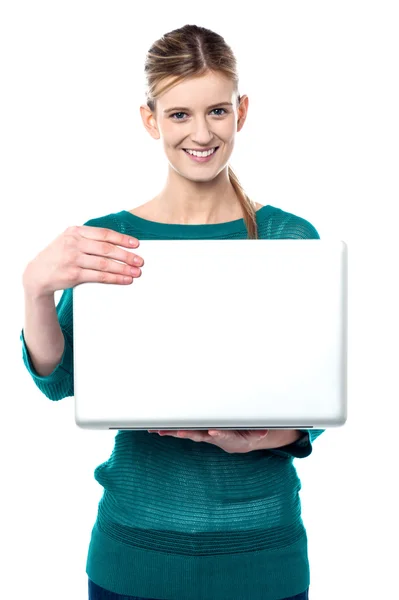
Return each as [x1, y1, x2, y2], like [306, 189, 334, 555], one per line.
[1, 1, 399, 599]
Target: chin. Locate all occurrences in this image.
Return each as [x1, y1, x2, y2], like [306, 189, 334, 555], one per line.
[185, 173, 219, 183]
[171, 164, 228, 183]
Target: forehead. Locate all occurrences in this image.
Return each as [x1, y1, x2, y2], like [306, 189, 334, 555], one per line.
[158, 72, 236, 111]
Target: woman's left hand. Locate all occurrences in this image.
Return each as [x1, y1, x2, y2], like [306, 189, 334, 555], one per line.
[148, 429, 271, 454]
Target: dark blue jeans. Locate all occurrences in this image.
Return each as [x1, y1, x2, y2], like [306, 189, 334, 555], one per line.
[88, 578, 309, 599]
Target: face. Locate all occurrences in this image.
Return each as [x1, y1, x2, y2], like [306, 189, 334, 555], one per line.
[140, 71, 249, 183]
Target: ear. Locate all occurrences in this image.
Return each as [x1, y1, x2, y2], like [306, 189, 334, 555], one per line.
[236, 94, 249, 132]
[140, 104, 160, 140]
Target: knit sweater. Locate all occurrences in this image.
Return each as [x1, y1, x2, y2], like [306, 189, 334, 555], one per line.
[20, 204, 325, 600]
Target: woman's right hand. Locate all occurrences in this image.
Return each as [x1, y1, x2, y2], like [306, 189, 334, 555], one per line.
[22, 225, 144, 298]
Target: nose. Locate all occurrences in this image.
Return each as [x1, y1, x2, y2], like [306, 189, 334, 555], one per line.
[190, 116, 214, 146]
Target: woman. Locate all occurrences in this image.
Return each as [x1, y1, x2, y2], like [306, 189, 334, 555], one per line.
[21, 24, 324, 600]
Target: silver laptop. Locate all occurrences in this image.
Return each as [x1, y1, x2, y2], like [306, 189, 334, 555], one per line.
[73, 239, 347, 430]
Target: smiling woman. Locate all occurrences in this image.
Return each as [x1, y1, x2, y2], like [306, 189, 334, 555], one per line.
[20, 22, 322, 600]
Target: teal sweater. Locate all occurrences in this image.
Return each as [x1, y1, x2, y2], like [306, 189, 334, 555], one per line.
[20, 205, 325, 600]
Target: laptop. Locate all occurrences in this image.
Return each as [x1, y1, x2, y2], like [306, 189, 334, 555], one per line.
[73, 239, 348, 430]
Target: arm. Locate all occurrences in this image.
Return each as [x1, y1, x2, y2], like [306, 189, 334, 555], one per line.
[20, 284, 74, 401]
[19, 216, 101, 400]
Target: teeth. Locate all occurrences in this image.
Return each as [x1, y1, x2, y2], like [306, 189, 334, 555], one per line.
[186, 148, 216, 157]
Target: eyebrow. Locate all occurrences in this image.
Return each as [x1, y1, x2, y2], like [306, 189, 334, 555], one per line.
[163, 102, 233, 114]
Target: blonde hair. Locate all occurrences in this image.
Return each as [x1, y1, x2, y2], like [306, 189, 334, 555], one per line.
[144, 24, 258, 239]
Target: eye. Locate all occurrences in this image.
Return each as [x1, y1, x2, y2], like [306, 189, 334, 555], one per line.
[170, 112, 187, 120]
[169, 108, 228, 120]
[211, 108, 227, 116]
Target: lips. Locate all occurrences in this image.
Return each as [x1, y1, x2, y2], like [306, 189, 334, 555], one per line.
[182, 147, 219, 155]
[182, 146, 219, 163]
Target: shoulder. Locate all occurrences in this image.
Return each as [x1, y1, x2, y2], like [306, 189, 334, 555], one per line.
[259, 205, 320, 239]
[81, 212, 125, 231]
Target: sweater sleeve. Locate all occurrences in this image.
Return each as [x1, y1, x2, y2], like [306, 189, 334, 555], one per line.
[266, 429, 325, 459]
[20, 287, 74, 400]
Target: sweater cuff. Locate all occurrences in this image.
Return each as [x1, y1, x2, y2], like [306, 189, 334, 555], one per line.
[266, 430, 313, 459]
[20, 328, 73, 384]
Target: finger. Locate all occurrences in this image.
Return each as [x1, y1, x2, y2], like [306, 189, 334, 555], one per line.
[75, 251, 142, 280]
[76, 233, 144, 268]
[186, 430, 211, 442]
[73, 267, 136, 285]
[170, 430, 211, 442]
[257, 430, 269, 439]
[76, 225, 140, 249]
[208, 430, 225, 438]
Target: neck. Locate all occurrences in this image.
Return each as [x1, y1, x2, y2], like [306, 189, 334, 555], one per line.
[152, 167, 243, 225]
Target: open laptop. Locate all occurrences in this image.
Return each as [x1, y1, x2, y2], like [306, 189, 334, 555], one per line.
[73, 239, 347, 430]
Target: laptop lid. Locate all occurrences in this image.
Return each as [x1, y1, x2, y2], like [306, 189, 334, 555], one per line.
[73, 239, 347, 430]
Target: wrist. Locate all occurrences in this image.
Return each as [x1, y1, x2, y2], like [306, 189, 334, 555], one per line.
[22, 265, 53, 301]
[23, 282, 54, 303]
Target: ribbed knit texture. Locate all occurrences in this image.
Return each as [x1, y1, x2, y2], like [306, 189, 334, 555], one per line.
[20, 204, 325, 600]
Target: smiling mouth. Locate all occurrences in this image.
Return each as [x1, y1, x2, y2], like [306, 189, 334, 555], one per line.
[183, 146, 219, 158]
